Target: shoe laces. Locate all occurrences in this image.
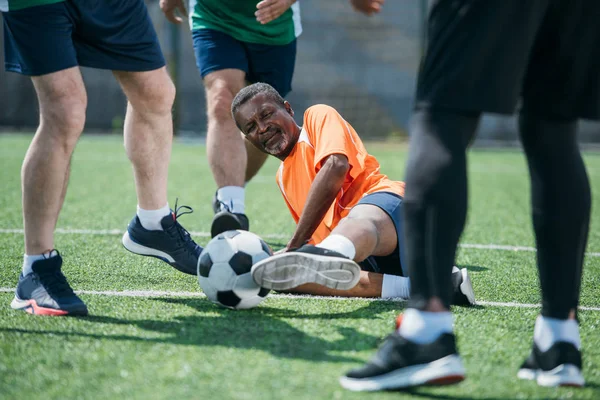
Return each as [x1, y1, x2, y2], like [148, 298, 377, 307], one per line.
[37, 269, 75, 298]
[168, 199, 201, 254]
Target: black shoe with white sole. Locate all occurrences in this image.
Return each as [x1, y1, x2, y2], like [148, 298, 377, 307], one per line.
[518, 341, 584, 387]
[340, 332, 466, 391]
[251, 244, 361, 291]
[122, 203, 202, 275]
[211, 210, 249, 238]
[451, 267, 476, 306]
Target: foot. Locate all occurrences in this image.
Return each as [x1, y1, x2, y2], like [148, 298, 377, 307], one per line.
[518, 341, 584, 387]
[211, 211, 249, 238]
[451, 267, 476, 306]
[11, 252, 88, 316]
[122, 203, 203, 275]
[340, 329, 465, 391]
[251, 244, 361, 291]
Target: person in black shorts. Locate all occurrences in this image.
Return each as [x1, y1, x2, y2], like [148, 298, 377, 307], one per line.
[341, 0, 596, 390]
[3, 0, 203, 317]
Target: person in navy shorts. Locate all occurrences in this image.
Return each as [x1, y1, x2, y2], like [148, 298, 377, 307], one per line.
[2, 0, 203, 317]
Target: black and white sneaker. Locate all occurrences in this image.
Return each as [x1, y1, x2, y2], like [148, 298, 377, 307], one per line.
[11, 251, 88, 316]
[340, 331, 465, 391]
[211, 195, 249, 238]
[211, 211, 249, 238]
[122, 202, 203, 275]
[451, 267, 476, 306]
[251, 244, 361, 291]
[518, 341, 584, 387]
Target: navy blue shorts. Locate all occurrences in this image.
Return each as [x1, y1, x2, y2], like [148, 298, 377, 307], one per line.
[192, 28, 296, 97]
[357, 192, 407, 277]
[2, 0, 165, 76]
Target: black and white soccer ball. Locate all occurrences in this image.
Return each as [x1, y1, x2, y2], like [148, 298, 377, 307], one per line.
[198, 230, 272, 310]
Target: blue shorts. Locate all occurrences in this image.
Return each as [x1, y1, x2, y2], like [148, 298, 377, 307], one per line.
[2, 0, 165, 76]
[192, 29, 296, 96]
[357, 192, 407, 277]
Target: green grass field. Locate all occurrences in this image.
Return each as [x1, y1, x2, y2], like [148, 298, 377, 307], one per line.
[1, 133, 599, 400]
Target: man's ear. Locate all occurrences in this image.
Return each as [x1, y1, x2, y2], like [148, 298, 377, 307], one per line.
[284, 101, 294, 117]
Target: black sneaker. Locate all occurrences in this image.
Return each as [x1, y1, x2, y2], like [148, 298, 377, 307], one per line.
[251, 244, 361, 291]
[451, 266, 476, 306]
[518, 341, 584, 387]
[211, 211, 249, 238]
[122, 202, 203, 275]
[340, 331, 465, 391]
[11, 251, 88, 316]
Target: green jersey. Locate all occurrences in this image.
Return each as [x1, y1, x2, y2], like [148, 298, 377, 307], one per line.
[189, 0, 301, 46]
[0, 0, 64, 12]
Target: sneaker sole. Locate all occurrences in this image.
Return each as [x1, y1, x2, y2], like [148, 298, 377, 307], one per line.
[339, 354, 466, 391]
[211, 212, 246, 238]
[518, 365, 585, 387]
[251, 252, 361, 291]
[122, 232, 196, 276]
[10, 297, 87, 316]
[459, 268, 476, 305]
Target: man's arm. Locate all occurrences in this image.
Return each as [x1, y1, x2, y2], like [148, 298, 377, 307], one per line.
[286, 153, 349, 249]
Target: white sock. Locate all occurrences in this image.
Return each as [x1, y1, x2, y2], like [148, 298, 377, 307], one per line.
[316, 234, 356, 259]
[398, 308, 454, 344]
[381, 274, 410, 299]
[534, 315, 581, 352]
[137, 204, 171, 231]
[217, 186, 245, 214]
[23, 249, 58, 276]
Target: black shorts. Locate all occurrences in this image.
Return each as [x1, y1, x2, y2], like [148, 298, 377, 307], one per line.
[192, 28, 296, 97]
[2, 0, 165, 76]
[416, 0, 600, 120]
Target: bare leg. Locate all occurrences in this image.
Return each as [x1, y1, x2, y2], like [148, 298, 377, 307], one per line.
[286, 204, 398, 297]
[204, 69, 247, 188]
[244, 135, 269, 183]
[23, 67, 87, 254]
[113, 67, 175, 209]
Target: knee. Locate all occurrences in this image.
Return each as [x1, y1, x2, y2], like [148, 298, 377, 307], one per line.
[206, 81, 237, 122]
[40, 89, 87, 150]
[130, 71, 176, 116]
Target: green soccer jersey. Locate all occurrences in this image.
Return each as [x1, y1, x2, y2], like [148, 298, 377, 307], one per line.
[0, 0, 64, 12]
[189, 0, 301, 46]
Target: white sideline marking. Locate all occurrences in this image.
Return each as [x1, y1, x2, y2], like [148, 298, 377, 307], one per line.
[0, 288, 598, 311]
[0, 228, 599, 257]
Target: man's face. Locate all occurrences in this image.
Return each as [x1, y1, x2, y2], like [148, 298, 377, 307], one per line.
[234, 93, 299, 160]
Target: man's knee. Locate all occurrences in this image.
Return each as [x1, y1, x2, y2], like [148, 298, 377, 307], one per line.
[206, 80, 238, 122]
[36, 79, 87, 145]
[125, 69, 176, 116]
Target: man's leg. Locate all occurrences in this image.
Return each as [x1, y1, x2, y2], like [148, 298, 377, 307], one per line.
[116, 68, 202, 276]
[203, 69, 250, 236]
[252, 204, 412, 298]
[11, 67, 89, 316]
[516, 113, 589, 387]
[23, 67, 87, 254]
[244, 136, 269, 183]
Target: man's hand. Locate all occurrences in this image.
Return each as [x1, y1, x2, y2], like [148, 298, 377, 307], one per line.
[160, 0, 188, 24]
[350, 0, 384, 15]
[255, 0, 295, 25]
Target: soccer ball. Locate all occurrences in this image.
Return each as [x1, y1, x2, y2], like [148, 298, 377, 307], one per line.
[198, 230, 272, 309]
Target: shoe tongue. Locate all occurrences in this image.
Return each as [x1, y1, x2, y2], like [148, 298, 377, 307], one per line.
[31, 254, 62, 274]
[160, 212, 176, 229]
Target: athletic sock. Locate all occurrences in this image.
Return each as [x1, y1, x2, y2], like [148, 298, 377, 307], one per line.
[137, 204, 171, 231]
[398, 308, 454, 344]
[381, 274, 411, 299]
[216, 186, 245, 214]
[534, 315, 581, 352]
[316, 234, 356, 259]
[23, 249, 58, 276]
